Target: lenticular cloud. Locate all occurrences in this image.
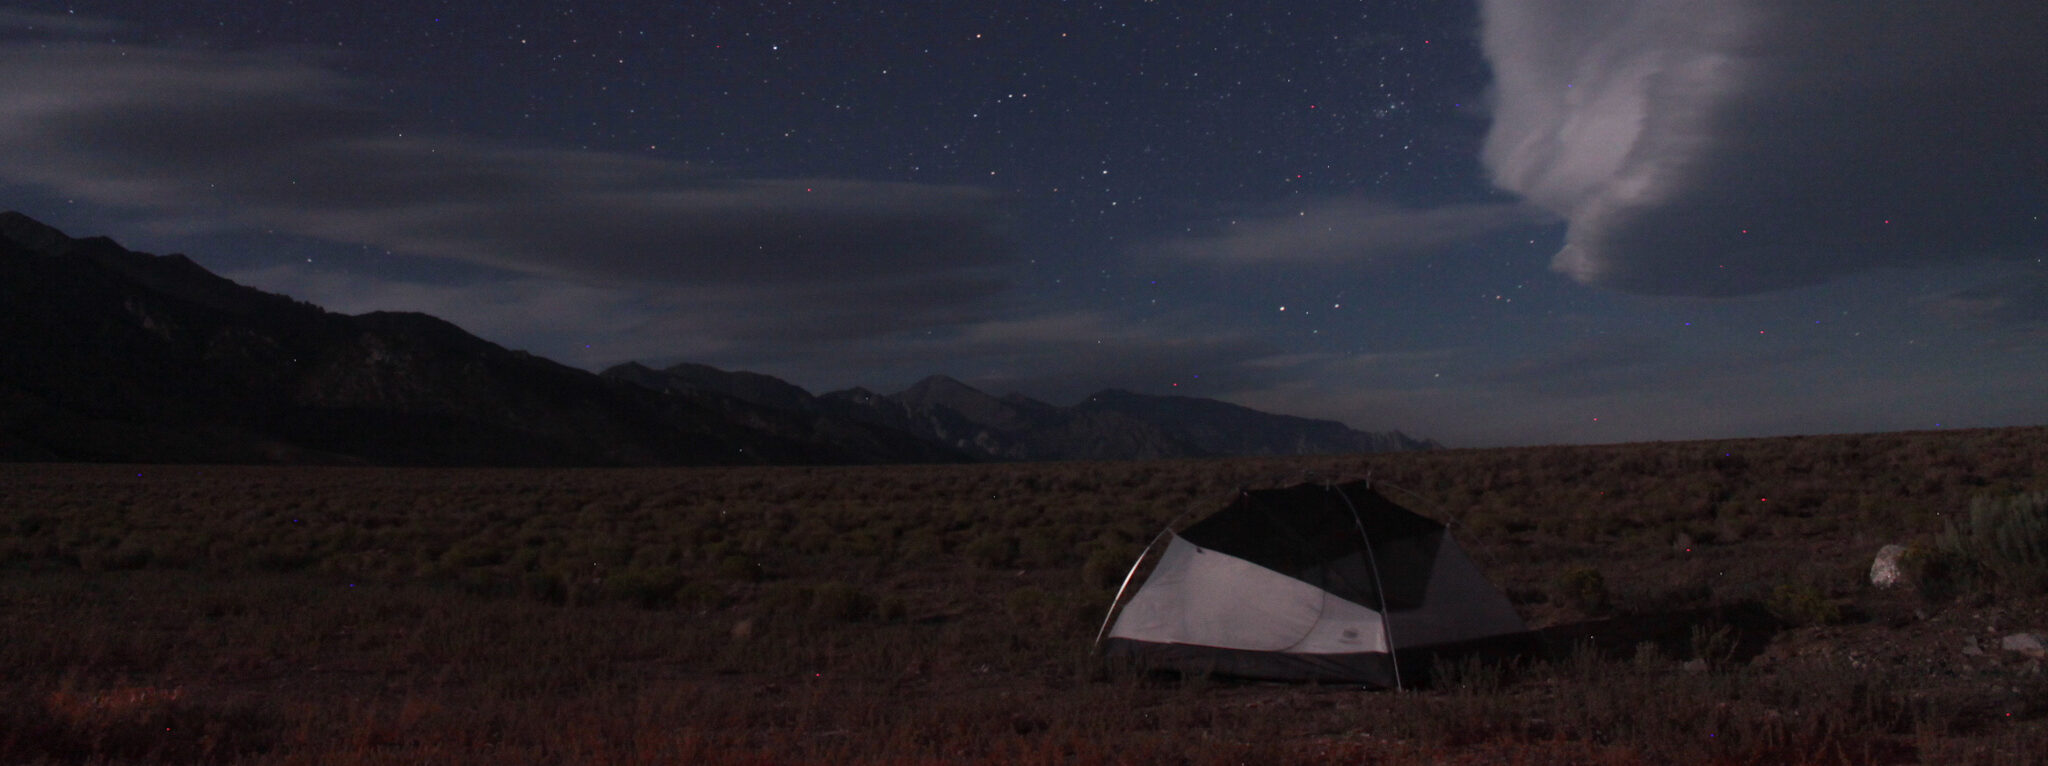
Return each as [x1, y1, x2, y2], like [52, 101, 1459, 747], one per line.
[1479, 0, 2048, 296]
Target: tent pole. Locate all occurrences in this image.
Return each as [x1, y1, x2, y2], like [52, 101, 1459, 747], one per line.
[1336, 485, 1403, 690]
[1093, 527, 1175, 649]
[1094, 495, 1215, 649]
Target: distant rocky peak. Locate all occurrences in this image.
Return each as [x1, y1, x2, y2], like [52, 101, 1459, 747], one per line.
[1081, 388, 1147, 405]
[901, 373, 976, 393]
[600, 359, 819, 413]
[998, 391, 1059, 413]
[660, 361, 730, 375]
[823, 386, 882, 401]
[893, 374, 993, 408]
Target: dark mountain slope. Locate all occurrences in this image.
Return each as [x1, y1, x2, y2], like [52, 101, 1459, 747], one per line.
[615, 367, 1436, 462]
[858, 375, 1200, 461]
[1, 210, 1439, 465]
[1075, 389, 1442, 456]
[0, 211, 904, 465]
[599, 363, 972, 463]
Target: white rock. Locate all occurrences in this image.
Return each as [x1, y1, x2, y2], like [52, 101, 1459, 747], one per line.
[2001, 633, 2047, 659]
[1870, 544, 1909, 588]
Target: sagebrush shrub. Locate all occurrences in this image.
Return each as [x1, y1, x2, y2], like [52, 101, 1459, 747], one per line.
[1938, 491, 2048, 594]
[1004, 586, 1050, 620]
[716, 554, 764, 582]
[675, 581, 726, 611]
[603, 566, 682, 608]
[1554, 566, 1610, 613]
[809, 581, 876, 623]
[1764, 583, 1841, 627]
[963, 533, 1018, 569]
[1018, 527, 1070, 568]
[1080, 547, 1134, 591]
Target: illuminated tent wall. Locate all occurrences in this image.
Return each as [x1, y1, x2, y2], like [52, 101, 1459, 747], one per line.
[1098, 480, 1526, 687]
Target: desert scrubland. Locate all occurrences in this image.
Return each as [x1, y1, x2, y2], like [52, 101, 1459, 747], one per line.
[4, 426, 2048, 764]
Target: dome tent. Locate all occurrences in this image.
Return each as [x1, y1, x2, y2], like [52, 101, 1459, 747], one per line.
[1097, 479, 1527, 687]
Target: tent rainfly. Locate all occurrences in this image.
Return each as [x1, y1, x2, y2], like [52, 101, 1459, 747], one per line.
[1097, 480, 1527, 687]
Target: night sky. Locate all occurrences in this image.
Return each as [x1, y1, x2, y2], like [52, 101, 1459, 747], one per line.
[2, 2, 2043, 447]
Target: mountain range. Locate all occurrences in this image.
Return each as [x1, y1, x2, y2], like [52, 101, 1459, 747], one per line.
[0, 211, 1436, 465]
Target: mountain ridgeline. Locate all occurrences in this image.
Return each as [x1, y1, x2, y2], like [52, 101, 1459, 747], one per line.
[0, 211, 1436, 465]
[600, 366, 1439, 462]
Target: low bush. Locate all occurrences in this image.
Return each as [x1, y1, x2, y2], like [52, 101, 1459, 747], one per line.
[602, 566, 683, 608]
[876, 594, 909, 623]
[809, 581, 876, 623]
[715, 554, 764, 582]
[757, 581, 815, 615]
[1005, 586, 1051, 621]
[1897, 542, 1961, 602]
[1764, 583, 1842, 627]
[1080, 546, 1135, 590]
[963, 533, 1018, 569]
[19, 683, 282, 764]
[1553, 565, 1610, 614]
[1018, 526, 1073, 568]
[675, 581, 727, 612]
[1939, 491, 2048, 594]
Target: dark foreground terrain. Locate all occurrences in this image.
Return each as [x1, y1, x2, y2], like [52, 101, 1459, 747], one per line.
[4, 426, 2047, 763]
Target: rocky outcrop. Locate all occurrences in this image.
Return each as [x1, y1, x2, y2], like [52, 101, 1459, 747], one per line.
[1871, 544, 1911, 588]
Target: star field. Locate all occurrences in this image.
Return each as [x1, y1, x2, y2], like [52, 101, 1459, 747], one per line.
[0, 1, 2043, 445]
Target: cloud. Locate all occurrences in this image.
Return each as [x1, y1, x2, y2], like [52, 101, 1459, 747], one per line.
[920, 310, 1290, 403]
[1149, 198, 1545, 266]
[231, 263, 1014, 371]
[1480, 0, 2048, 296]
[1478, 334, 1665, 395]
[0, 8, 117, 36]
[224, 266, 712, 364]
[1918, 275, 2048, 329]
[0, 42, 1014, 288]
[683, 308, 1293, 404]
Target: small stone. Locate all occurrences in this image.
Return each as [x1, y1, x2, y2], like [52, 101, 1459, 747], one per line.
[1962, 636, 1984, 656]
[2001, 632, 2047, 659]
[1681, 658, 1709, 673]
[1870, 544, 1909, 588]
